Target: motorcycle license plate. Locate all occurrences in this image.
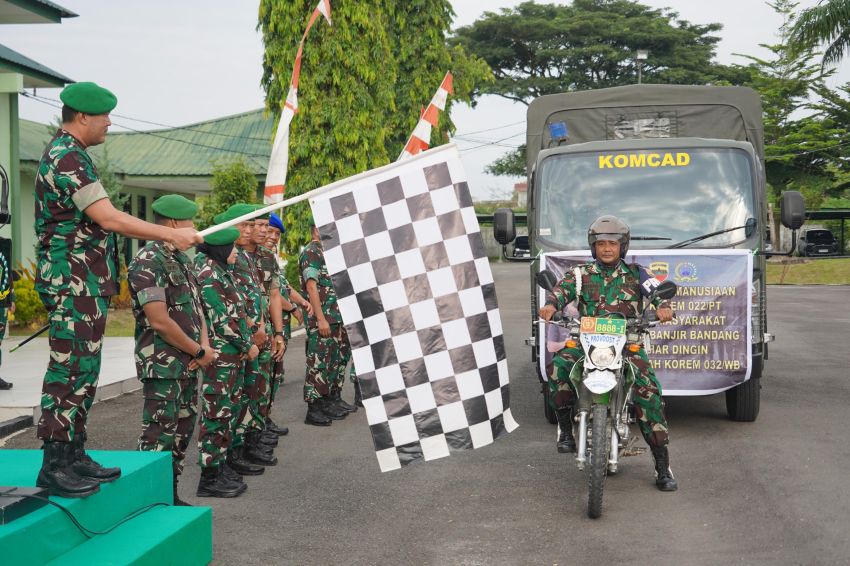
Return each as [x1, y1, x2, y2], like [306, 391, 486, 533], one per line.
[580, 317, 626, 335]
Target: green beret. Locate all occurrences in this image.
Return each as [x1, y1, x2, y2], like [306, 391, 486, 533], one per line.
[204, 227, 240, 246]
[151, 194, 197, 220]
[218, 203, 257, 223]
[60, 82, 117, 115]
[254, 204, 270, 221]
[307, 214, 316, 227]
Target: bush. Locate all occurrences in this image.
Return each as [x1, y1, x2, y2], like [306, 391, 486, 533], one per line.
[13, 278, 47, 328]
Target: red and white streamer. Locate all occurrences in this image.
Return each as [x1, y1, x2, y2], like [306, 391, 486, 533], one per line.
[397, 72, 453, 161]
[264, 0, 332, 204]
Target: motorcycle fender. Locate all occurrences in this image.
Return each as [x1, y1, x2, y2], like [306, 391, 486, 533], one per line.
[592, 392, 611, 405]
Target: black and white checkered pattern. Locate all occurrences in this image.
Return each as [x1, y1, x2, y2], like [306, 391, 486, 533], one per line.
[310, 144, 518, 472]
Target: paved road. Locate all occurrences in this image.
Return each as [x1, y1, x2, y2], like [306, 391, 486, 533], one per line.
[6, 264, 850, 565]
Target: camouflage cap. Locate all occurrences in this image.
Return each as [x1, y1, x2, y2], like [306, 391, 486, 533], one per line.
[151, 194, 197, 220]
[269, 213, 285, 232]
[204, 227, 240, 246]
[60, 82, 117, 115]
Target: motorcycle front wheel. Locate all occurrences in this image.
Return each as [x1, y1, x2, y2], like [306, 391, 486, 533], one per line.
[587, 403, 610, 519]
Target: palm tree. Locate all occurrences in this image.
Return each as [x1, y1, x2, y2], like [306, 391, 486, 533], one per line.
[789, 0, 850, 68]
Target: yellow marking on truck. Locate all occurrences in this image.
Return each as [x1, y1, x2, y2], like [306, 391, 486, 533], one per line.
[598, 152, 690, 169]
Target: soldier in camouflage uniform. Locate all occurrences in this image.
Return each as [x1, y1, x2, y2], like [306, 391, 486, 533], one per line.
[129, 195, 215, 505]
[0, 286, 15, 390]
[222, 204, 278, 466]
[264, 213, 312, 436]
[33, 82, 200, 499]
[300, 219, 355, 425]
[194, 227, 257, 498]
[539, 215, 678, 491]
[248, 211, 286, 446]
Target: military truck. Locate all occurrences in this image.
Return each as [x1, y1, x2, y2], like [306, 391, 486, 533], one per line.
[493, 85, 805, 422]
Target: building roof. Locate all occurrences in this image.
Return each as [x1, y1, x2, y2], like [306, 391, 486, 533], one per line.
[0, 0, 76, 24]
[0, 42, 72, 87]
[20, 109, 276, 192]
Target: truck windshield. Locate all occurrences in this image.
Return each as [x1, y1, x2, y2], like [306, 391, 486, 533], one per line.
[536, 148, 756, 249]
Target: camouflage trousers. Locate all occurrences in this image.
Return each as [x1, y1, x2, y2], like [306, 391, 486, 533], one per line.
[304, 324, 350, 402]
[269, 338, 286, 410]
[197, 361, 243, 469]
[36, 294, 109, 442]
[238, 348, 270, 433]
[0, 306, 7, 368]
[551, 346, 669, 448]
[138, 375, 198, 476]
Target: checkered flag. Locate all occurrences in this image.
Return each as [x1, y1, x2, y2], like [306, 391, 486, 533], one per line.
[310, 144, 518, 472]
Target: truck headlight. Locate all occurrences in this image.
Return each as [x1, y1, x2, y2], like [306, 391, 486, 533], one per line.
[588, 346, 616, 369]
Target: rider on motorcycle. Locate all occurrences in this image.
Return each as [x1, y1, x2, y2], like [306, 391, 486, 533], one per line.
[538, 215, 678, 492]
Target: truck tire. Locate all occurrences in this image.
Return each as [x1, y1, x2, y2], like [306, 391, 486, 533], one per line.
[543, 386, 557, 424]
[586, 404, 609, 519]
[726, 377, 760, 422]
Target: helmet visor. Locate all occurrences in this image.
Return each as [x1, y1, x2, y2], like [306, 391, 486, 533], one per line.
[589, 233, 626, 244]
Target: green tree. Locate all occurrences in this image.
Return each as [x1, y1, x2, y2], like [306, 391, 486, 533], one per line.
[259, 2, 492, 286]
[788, 0, 850, 68]
[735, 0, 841, 205]
[197, 157, 259, 229]
[453, 0, 744, 176]
[384, 1, 492, 158]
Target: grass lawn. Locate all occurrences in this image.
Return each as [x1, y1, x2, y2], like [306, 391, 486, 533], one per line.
[10, 308, 137, 338]
[766, 257, 850, 285]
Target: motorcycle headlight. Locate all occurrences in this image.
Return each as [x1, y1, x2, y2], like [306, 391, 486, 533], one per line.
[588, 346, 616, 369]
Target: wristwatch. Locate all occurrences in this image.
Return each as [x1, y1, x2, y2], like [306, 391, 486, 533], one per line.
[193, 347, 206, 360]
[287, 306, 298, 314]
[274, 331, 284, 337]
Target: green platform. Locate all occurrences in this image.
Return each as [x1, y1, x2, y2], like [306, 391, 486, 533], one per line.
[0, 450, 212, 565]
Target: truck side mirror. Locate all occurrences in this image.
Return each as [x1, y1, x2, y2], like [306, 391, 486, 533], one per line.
[780, 191, 805, 230]
[494, 208, 516, 245]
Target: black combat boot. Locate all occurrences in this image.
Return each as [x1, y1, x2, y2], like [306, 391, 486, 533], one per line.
[651, 446, 679, 492]
[555, 407, 576, 453]
[244, 431, 278, 466]
[196, 467, 246, 498]
[227, 447, 265, 476]
[36, 441, 101, 498]
[70, 432, 121, 482]
[354, 381, 363, 408]
[173, 475, 192, 506]
[221, 461, 244, 484]
[331, 389, 357, 413]
[319, 397, 348, 420]
[259, 429, 279, 447]
[265, 417, 289, 436]
[305, 401, 332, 426]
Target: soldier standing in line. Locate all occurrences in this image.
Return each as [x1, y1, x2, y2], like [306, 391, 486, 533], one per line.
[248, 211, 286, 447]
[300, 217, 355, 425]
[264, 213, 312, 435]
[193, 227, 258, 498]
[0, 285, 15, 390]
[129, 195, 215, 506]
[34, 82, 199, 499]
[221, 204, 277, 466]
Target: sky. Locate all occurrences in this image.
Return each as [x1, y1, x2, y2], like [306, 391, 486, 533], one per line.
[4, 0, 848, 201]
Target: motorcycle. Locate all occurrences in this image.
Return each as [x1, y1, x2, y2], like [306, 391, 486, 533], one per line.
[537, 270, 677, 518]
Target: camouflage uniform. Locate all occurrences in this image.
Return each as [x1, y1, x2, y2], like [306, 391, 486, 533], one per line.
[299, 240, 349, 403]
[129, 241, 205, 476]
[271, 268, 293, 397]
[251, 245, 281, 419]
[231, 248, 267, 435]
[194, 252, 253, 469]
[545, 259, 670, 448]
[34, 129, 118, 442]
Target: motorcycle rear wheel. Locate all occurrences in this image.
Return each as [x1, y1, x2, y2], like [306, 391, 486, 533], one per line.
[587, 404, 610, 519]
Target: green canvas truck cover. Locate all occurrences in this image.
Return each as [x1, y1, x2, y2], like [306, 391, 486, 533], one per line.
[526, 85, 764, 173]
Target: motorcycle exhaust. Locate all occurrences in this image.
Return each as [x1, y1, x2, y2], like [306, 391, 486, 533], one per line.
[576, 411, 588, 470]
